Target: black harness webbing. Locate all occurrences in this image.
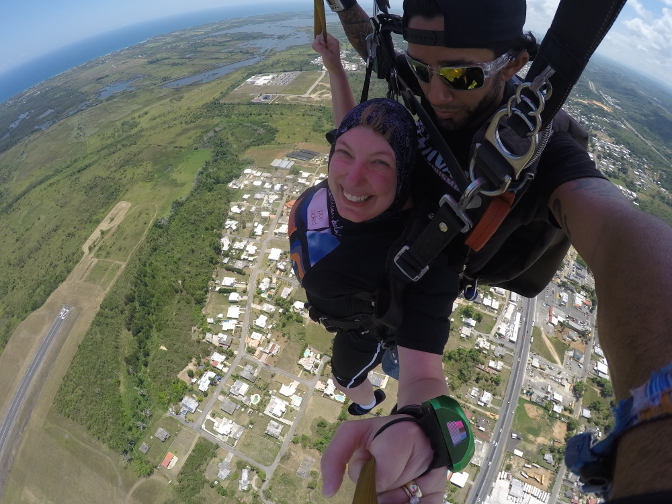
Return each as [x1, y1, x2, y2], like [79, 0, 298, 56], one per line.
[510, 0, 627, 136]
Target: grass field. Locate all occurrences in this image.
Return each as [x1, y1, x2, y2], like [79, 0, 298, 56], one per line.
[238, 430, 281, 466]
[137, 415, 184, 466]
[548, 335, 570, 361]
[475, 312, 496, 334]
[512, 398, 564, 456]
[85, 260, 121, 289]
[531, 327, 558, 364]
[95, 203, 156, 261]
[304, 322, 333, 355]
[281, 71, 323, 95]
[275, 339, 303, 375]
[2, 410, 144, 504]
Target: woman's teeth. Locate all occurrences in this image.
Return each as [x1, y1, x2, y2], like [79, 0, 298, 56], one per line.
[343, 191, 371, 202]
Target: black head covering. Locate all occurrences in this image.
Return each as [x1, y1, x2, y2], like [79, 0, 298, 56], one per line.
[327, 98, 417, 221]
[402, 0, 526, 49]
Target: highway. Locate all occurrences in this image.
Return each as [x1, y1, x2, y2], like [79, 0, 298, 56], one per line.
[467, 296, 535, 504]
[0, 306, 72, 467]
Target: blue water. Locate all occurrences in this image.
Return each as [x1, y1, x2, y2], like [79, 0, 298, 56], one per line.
[0, 2, 311, 104]
[163, 57, 263, 88]
[98, 76, 142, 99]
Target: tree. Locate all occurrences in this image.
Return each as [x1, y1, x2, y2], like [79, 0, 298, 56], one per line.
[599, 381, 614, 398]
[573, 380, 586, 398]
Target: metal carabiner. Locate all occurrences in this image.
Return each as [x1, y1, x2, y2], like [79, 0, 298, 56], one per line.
[483, 106, 539, 179]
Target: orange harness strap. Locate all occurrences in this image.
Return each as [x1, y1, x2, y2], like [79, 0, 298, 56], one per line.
[465, 191, 515, 251]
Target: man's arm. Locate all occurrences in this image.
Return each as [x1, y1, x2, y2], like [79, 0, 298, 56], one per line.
[549, 177, 672, 499]
[336, 3, 373, 61]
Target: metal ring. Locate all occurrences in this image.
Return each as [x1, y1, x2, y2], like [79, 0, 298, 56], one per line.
[402, 480, 423, 504]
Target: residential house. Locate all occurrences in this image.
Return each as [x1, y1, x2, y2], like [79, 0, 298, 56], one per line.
[266, 420, 283, 439]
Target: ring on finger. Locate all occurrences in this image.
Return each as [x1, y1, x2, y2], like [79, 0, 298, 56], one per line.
[402, 480, 423, 504]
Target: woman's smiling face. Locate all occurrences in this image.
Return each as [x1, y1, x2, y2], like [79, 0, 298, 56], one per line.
[328, 125, 397, 223]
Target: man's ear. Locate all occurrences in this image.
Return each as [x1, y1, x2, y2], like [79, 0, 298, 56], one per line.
[500, 50, 529, 81]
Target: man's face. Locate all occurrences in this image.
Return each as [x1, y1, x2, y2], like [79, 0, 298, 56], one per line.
[407, 15, 506, 132]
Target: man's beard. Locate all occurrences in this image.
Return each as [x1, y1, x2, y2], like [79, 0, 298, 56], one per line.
[435, 77, 503, 133]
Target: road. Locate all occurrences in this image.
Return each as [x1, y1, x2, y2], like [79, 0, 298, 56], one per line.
[0, 306, 72, 479]
[467, 297, 535, 504]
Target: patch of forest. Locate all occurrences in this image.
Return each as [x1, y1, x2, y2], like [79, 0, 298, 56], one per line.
[54, 115, 277, 468]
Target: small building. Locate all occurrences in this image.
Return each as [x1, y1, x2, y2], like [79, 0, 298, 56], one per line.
[449, 471, 469, 488]
[241, 364, 257, 382]
[266, 420, 283, 438]
[161, 452, 174, 469]
[544, 453, 554, 465]
[227, 306, 241, 320]
[221, 398, 237, 415]
[268, 248, 282, 261]
[254, 314, 268, 328]
[261, 303, 276, 313]
[218, 462, 231, 480]
[155, 427, 170, 442]
[279, 381, 298, 396]
[478, 390, 492, 407]
[139, 442, 150, 454]
[229, 292, 240, 303]
[218, 333, 233, 349]
[181, 396, 199, 414]
[239, 468, 251, 491]
[231, 380, 250, 397]
[268, 396, 288, 417]
[582, 408, 592, 419]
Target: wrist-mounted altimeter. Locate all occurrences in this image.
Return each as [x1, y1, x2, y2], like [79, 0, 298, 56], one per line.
[396, 396, 475, 472]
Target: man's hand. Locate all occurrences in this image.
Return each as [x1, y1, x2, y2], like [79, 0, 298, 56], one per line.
[312, 33, 344, 74]
[321, 415, 448, 504]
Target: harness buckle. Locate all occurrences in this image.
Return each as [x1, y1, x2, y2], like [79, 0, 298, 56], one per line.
[393, 245, 430, 282]
[439, 193, 472, 233]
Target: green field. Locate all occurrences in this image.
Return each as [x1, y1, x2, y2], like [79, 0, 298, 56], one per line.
[475, 312, 496, 334]
[282, 71, 323, 95]
[531, 327, 558, 364]
[238, 431, 282, 466]
[85, 260, 121, 288]
[549, 336, 570, 361]
[95, 203, 156, 261]
[512, 398, 559, 454]
[304, 322, 334, 355]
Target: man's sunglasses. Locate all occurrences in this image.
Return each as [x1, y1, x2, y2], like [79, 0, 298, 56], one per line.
[405, 51, 514, 91]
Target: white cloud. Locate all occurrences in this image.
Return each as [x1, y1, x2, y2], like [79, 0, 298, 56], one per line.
[524, 0, 560, 34]
[623, 7, 672, 52]
[629, 0, 655, 21]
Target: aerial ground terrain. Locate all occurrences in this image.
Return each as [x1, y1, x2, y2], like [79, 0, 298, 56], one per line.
[0, 10, 671, 504]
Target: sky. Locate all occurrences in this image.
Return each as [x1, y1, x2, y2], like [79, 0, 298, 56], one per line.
[1, 0, 671, 85]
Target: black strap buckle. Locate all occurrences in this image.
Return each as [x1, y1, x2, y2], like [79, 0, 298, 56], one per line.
[393, 245, 429, 282]
[438, 193, 472, 233]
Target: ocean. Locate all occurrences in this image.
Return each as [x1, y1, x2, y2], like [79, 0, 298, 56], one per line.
[0, 2, 311, 104]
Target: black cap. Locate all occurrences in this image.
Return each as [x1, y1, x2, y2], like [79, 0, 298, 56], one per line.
[403, 0, 526, 49]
